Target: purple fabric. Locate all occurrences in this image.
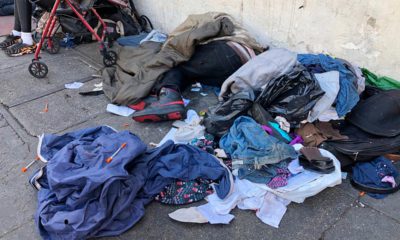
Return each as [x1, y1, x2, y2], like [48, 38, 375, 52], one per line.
[261, 125, 273, 135]
[267, 168, 291, 189]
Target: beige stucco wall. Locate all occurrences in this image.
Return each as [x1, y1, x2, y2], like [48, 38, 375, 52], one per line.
[134, 0, 400, 80]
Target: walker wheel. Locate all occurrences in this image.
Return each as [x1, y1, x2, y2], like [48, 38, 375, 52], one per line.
[45, 37, 61, 54]
[103, 50, 117, 67]
[29, 61, 48, 78]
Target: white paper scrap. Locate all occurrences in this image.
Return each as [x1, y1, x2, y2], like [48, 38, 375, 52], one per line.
[106, 104, 135, 117]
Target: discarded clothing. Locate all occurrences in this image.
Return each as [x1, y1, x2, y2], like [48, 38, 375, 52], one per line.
[347, 89, 400, 137]
[274, 116, 290, 133]
[296, 122, 348, 147]
[267, 168, 291, 189]
[173, 110, 205, 143]
[250, 103, 291, 143]
[34, 126, 233, 239]
[219, 48, 298, 99]
[256, 65, 325, 125]
[116, 33, 148, 47]
[220, 116, 298, 166]
[237, 161, 289, 185]
[352, 156, 399, 199]
[362, 68, 400, 90]
[155, 179, 213, 205]
[298, 54, 359, 117]
[189, 137, 217, 155]
[263, 144, 342, 203]
[102, 12, 263, 105]
[169, 146, 342, 228]
[169, 179, 290, 228]
[307, 71, 340, 122]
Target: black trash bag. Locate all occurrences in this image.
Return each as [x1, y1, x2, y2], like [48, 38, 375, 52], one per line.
[204, 91, 255, 138]
[319, 121, 400, 168]
[256, 65, 325, 126]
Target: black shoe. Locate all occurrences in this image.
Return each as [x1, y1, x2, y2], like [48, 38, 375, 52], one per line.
[5, 42, 36, 57]
[132, 88, 185, 122]
[128, 94, 158, 111]
[0, 35, 21, 50]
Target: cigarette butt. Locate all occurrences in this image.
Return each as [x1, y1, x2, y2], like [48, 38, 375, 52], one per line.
[105, 157, 113, 163]
[22, 167, 28, 173]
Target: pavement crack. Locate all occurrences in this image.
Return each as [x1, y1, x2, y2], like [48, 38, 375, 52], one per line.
[319, 201, 354, 240]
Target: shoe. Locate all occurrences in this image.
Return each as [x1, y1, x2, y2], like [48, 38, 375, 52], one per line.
[128, 94, 158, 111]
[0, 35, 21, 50]
[132, 88, 185, 122]
[5, 42, 36, 57]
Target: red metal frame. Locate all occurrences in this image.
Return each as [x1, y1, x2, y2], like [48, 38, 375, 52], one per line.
[33, 0, 109, 61]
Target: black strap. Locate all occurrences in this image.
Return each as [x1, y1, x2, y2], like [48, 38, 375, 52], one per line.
[350, 178, 400, 194]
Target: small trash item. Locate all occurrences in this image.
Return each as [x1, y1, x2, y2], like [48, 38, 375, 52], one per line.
[105, 143, 127, 163]
[182, 98, 190, 107]
[106, 104, 135, 117]
[191, 87, 201, 92]
[200, 92, 208, 96]
[42, 101, 49, 113]
[351, 156, 400, 199]
[65, 82, 84, 89]
[22, 156, 40, 173]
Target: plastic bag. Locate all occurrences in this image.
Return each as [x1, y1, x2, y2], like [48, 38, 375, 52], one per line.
[256, 65, 324, 126]
[204, 91, 255, 137]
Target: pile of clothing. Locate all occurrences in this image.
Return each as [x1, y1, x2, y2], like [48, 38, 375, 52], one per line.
[27, 11, 400, 240]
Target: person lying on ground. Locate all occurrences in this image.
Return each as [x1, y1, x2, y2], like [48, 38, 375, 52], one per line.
[130, 40, 256, 122]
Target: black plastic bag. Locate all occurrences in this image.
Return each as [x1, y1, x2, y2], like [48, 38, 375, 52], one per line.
[204, 91, 255, 137]
[256, 65, 324, 126]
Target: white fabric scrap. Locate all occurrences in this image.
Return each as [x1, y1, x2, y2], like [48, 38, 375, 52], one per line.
[197, 203, 235, 224]
[168, 207, 208, 223]
[106, 104, 135, 117]
[308, 71, 340, 122]
[173, 110, 205, 143]
[275, 116, 290, 133]
[65, 82, 84, 89]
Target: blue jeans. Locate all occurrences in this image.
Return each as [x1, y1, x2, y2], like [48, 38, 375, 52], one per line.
[220, 116, 298, 165]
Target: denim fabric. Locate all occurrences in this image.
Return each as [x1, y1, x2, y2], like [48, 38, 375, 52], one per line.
[353, 156, 399, 199]
[36, 126, 232, 239]
[0, 0, 13, 16]
[154, 40, 242, 93]
[298, 54, 359, 117]
[117, 33, 148, 47]
[238, 161, 288, 184]
[220, 116, 298, 166]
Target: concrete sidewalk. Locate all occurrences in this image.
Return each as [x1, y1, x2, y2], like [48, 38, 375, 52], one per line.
[0, 39, 399, 240]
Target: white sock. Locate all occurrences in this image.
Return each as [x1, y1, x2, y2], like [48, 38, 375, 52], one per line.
[21, 32, 33, 45]
[11, 30, 21, 37]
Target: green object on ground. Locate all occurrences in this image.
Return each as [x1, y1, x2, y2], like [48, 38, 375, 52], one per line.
[362, 68, 400, 90]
